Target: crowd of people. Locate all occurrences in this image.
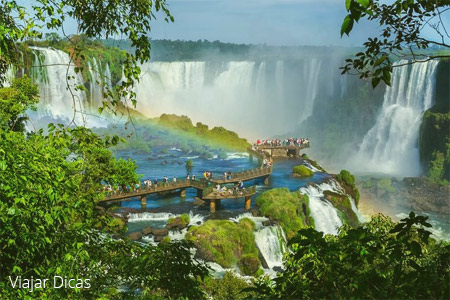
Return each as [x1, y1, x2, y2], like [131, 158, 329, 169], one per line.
[214, 180, 246, 196]
[254, 138, 309, 147]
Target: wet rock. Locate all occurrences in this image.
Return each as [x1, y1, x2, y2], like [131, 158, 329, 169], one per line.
[273, 266, 283, 273]
[151, 228, 169, 237]
[166, 217, 188, 230]
[256, 246, 269, 269]
[262, 220, 271, 227]
[154, 235, 165, 243]
[142, 227, 152, 236]
[127, 232, 143, 241]
[251, 209, 259, 217]
[161, 160, 167, 165]
[238, 256, 260, 276]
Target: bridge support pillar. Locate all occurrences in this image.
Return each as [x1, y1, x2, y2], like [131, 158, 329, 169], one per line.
[180, 188, 186, 198]
[210, 200, 216, 213]
[197, 189, 202, 197]
[295, 148, 300, 158]
[245, 196, 251, 210]
[263, 176, 269, 185]
[140, 196, 147, 208]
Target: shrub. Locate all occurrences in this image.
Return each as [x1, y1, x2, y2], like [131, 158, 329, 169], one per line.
[256, 188, 313, 238]
[186, 159, 194, 168]
[293, 165, 314, 177]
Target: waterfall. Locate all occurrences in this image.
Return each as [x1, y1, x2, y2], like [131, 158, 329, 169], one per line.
[131, 58, 336, 139]
[230, 213, 287, 270]
[29, 47, 86, 124]
[354, 60, 439, 176]
[254, 226, 286, 269]
[88, 57, 103, 108]
[27, 47, 107, 128]
[299, 181, 344, 235]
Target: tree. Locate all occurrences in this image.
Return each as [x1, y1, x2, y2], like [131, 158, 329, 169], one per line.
[0, 75, 38, 131]
[340, 0, 450, 87]
[0, 0, 174, 116]
[251, 213, 450, 299]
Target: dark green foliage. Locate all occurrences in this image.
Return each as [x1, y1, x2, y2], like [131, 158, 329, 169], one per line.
[293, 165, 314, 177]
[186, 159, 194, 168]
[202, 271, 254, 300]
[336, 169, 360, 204]
[186, 218, 260, 271]
[0, 82, 209, 298]
[341, 0, 450, 87]
[98, 114, 250, 154]
[252, 213, 450, 299]
[419, 74, 450, 184]
[325, 194, 359, 227]
[256, 188, 313, 238]
[0, 76, 39, 132]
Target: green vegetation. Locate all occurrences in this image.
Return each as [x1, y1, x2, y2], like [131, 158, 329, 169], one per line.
[419, 61, 450, 184]
[336, 169, 360, 205]
[293, 165, 314, 177]
[0, 75, 39, 132]
[186, 218, 261, 275]
[341, 0, 449, 87]
[377, 178, 395, 193]
[95, 114, 250, 156]
[202, 271, 254, 300]
[0, 77, 209, 298]
[324, 192, 359, 227]
[252, 213, 450, 299]
[159, 114, 250, 151]
[186, 159, 194, 168]
[256, 188, 314, 239]
[168, 214, 190, 228]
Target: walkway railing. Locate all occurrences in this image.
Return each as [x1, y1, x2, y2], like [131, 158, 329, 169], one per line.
[101, 141, 308, 203]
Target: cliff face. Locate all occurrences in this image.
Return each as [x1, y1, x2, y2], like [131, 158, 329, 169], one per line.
[419, 59, 450, 183]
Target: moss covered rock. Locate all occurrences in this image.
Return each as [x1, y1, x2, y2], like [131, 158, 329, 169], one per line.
[256, 188, 314, 239]
[336, 170, 360, 205]
[167, 214, 190, 230]
[325, 192, 359, 227]
[238, 254, 260, 276]
[293, 165, 314, 177]
[186, 218, 260, 271]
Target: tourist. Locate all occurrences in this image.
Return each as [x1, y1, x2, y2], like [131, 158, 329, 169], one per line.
[216, 183, 221, 193]
[192, 174, 196, 181]
[186, 173, 190, 181]
[154, 178, 158, 188]
[223, 172, 227, 180]
[173, 176, 177, 184]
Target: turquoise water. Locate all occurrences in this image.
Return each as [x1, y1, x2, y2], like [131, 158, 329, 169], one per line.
[113, 148, 330, 230]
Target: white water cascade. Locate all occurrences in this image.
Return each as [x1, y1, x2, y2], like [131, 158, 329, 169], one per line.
[254, 226, 286, 269]
[299, 181, 344, 235]
[30, 47, 87, 125]
[28, 47, 107, 128]
[132, 58, 339, 139]
[230, 213, 287, 271]
[353, 60, 439, 176]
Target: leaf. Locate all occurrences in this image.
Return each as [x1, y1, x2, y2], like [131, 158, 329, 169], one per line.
[371, 77, 381, 88]
[356, 0, 369, 8]
[374, 56, 387, 67]
[346, 0, 352, 10]
[340, 15, 354, 37]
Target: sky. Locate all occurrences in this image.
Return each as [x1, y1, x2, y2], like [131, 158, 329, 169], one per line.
[21, 0, 449, 47]
[148, 0, 378, 46]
